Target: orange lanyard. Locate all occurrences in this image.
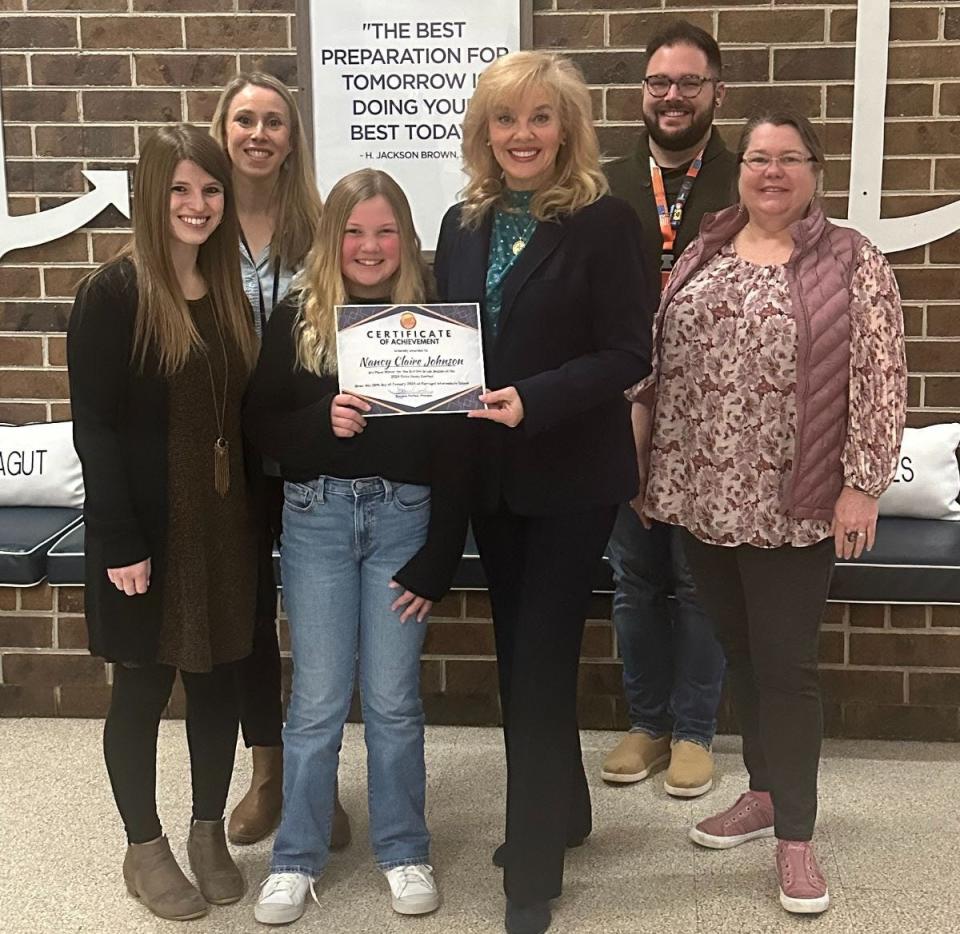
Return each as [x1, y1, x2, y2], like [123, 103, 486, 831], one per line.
[650, 150, 704, 291]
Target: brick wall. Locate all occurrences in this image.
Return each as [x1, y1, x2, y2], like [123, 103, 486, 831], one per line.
[1, 0, 959, 739]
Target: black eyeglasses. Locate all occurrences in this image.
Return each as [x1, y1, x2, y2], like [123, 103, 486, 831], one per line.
[642, 74, 716, 98]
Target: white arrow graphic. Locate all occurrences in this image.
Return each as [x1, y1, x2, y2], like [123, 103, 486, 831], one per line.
[0, 89, 130, 261]
[833, 0, 960, 252]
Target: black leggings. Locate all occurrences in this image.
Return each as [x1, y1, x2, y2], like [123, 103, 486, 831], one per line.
[680, 532, 835, 841]
[103, 662, 240, 844]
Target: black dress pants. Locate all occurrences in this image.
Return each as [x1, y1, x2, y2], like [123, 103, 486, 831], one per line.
[474, 503, 617, 906]
[680, 531, 835, 841]
[237, 476, 283, 748]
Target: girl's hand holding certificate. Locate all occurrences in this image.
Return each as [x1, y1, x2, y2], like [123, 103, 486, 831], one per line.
[331, 393, 371, 437]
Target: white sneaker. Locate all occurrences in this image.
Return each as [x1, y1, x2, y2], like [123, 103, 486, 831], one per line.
[254, 872, 318, 925]
[384, 864, 440, 915]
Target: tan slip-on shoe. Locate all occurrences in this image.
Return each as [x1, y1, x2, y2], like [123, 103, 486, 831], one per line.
[601, 732, 671, 783]
[122, 835, 208, 921]
[663, 740, 714, 798]
[187, 818, 244, 905]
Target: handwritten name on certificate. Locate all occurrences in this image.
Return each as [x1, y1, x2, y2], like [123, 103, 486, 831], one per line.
[335, 303, 486, 415]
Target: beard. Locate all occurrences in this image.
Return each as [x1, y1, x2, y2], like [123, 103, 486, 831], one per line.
[643, 101, 715, 152]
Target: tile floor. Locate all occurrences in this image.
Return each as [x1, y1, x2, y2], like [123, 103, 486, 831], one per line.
[0, 720, 955, 933]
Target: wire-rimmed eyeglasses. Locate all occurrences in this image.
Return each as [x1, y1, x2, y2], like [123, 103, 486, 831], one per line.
[642, 74, 716, 98]
[739, 153, 818, 171]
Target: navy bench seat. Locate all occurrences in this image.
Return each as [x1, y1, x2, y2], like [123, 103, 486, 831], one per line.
[34, 515, 960, 606]
[44, 521, 86, 586]
[0, 507, 83, 587]
[828, 517, 960, 605]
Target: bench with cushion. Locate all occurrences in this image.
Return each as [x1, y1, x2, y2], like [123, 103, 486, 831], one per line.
[461, 519, 960, 605]
[4, 420, 957, 604]
[0, 507, 83, 587]
[27, 515, 960, 606]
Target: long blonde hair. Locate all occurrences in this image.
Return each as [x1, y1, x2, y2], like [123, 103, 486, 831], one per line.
[295, 170, 431, 376]
[210, 72, 323, 269]
[103, 124, 256, 375]
[460, 51, 608, 229]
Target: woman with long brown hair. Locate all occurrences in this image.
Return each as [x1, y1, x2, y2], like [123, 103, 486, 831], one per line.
[210, 72, 351, 851]
[68, 123, 262, 922]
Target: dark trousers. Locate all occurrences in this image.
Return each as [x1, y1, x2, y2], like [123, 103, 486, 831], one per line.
[474, 504, 617, 906]
[607, 510, 725, 745]
[103, 662, 240, 844]
[238, 616, 283, 747]
[680, 531, 835, 841]
[237, 476, 284, 748]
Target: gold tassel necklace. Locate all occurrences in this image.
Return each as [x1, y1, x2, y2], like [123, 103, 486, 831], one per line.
[200, 305, 231, 497]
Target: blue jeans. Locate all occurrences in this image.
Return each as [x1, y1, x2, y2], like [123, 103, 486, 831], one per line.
[606, 507, 725, 747]
[271, 476, 431, 877]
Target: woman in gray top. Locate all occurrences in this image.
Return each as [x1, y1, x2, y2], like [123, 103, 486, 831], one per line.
[210, 72, 351, 850]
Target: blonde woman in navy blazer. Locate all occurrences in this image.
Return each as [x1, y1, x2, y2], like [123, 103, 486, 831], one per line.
[434, 51, 652, 934]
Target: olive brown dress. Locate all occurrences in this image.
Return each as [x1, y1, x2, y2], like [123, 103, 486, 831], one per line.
[156, 294, 257, 672]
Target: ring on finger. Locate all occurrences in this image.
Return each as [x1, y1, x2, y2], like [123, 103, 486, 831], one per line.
[845, 529, 864, 544]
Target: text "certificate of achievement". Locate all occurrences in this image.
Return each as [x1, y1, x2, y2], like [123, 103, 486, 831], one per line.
[335, 303, 486, 415]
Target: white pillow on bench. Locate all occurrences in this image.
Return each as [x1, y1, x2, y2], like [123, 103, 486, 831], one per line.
[878, 422, 960, 521]
[0, 421, 84, 509]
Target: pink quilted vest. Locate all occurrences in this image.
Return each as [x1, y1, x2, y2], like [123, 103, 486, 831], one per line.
[658, 202, 866, 521]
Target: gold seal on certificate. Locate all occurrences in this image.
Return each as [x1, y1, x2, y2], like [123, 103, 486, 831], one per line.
[335, 303, 486, 415]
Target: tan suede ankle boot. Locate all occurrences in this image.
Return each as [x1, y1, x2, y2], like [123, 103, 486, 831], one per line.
[122, 835, 208, 921]
[187, 819, 244, 904]
[227, 745, 283, 845]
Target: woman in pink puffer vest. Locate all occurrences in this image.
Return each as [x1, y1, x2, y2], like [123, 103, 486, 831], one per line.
[626, 110, 906, 917]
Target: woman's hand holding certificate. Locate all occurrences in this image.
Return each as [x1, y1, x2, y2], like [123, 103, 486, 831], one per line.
[468, 387, 525, 428]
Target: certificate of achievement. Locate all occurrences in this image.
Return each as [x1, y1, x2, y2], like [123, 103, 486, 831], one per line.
[335, 302, 486, 415]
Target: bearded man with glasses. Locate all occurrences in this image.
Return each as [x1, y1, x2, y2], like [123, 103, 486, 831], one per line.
[601, 21, 735, 799]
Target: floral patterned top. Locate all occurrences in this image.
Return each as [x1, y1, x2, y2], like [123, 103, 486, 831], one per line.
[641, 240, 906, 548]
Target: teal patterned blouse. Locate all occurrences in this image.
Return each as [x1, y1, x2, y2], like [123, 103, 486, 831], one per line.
[484, 189, 538, 351]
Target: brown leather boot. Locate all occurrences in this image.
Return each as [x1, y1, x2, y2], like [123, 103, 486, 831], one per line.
[122, 835, 208, 921]
[331, 778, 351, 851]
[227, 745, 283, 845]
[187, 819, 245, 905]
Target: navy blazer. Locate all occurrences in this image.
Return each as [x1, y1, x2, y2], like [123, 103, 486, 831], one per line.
[433, 194, 653, 516]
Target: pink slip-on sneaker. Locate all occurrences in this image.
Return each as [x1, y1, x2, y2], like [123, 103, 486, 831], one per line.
[689, 790, 775, 849]
[776, 840, 830, 914]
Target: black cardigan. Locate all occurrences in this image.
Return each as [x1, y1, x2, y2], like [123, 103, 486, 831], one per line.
[67, 260, 270, 664]
[433, 194, 652, 515]
[242, 296, 473, 601]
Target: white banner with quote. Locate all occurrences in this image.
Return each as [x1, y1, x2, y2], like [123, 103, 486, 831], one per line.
[306, 0, 522, 248]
